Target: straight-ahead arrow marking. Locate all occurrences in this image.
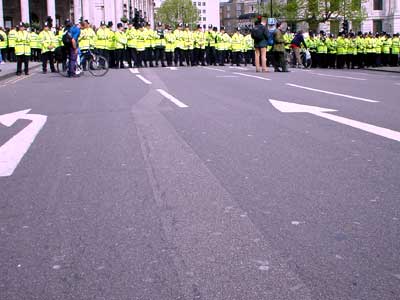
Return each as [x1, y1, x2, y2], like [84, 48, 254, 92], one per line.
[0, 109, 47, 177]
[286, 83, 379, 103]
[269, 99, 400, 142]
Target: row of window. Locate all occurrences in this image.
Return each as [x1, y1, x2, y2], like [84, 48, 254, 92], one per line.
[193, 2, 206, 7]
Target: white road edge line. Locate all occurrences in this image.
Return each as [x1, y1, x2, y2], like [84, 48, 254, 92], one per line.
[234, 72, 271, 81]
[203, 66, 226, 72]
[286, 83, 379, 103]
[136, 74, 152, 85]
[157, 89, 189, 108]
[310, 73, 367, 81]
[129, 68, 139, 74]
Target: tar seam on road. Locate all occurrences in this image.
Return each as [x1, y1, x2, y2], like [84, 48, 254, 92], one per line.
[156, 89, 189, 108]
[286, 83, 379, 103]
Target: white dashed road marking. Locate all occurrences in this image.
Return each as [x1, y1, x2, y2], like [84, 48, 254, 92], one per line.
[129, 68, 139, 74]
[286, 83, 379, 103]
[203, 66, 226, 72]
[234, 72, 271, 81]
[157, 89, 189, 108]
[136, 75, 152, 85]
[310, 72, 367, 81]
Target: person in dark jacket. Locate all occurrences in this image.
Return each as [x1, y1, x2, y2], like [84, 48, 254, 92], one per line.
[290, 30, 307, 67]
[251, 16, 269, 72]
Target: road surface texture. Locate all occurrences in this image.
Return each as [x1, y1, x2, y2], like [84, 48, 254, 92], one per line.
[1, 66, 399, 300]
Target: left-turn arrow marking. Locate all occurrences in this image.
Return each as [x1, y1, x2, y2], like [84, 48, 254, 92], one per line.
[269, 99, 400, 142]
[0, 109, 47, 177]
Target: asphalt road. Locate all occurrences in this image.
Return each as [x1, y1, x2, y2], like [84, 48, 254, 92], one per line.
[1, 65, 399, 300]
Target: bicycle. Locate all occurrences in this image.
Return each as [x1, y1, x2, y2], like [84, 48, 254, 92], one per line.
[287, 48, 312, 69]
[57, 48, 109, 77]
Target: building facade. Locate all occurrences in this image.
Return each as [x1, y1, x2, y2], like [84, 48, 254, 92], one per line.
[220, 0, 257, 32]
[154, 0, 220, 29]
[220, 0, 400, 35]
[0, 0, 155, 29]
[362, 0, 400, 34]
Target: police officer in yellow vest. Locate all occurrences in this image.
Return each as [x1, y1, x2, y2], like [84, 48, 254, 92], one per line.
[0, 27, 7, 64]
[38, 22, 56, 73]
[8, 26, 17, 62]
[115, 23, 127, 69]
[15, 22, 31, 75]
[154, 22, 166, 67]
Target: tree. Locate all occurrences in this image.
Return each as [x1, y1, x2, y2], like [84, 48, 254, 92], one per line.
[283, 0, 368, 31]
[156, 0, 200, 28]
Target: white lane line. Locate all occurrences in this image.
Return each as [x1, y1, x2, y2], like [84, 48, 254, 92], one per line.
[286, 83, 379, 103]
[168, 67, 178, 70]
[203, 66, 226, 72]
[157, 89, 188, 108]
[395, 83, 400, 86]
[136, 74, 152, 85]
[229, 66, 248, 70]
[129, 68, 139, 74]
[310, 72, 367, 81]
[234, 72, 271, 81]
[217, 75, 239, 78]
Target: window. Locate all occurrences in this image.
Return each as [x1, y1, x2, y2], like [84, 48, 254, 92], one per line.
[202, 2, 206, 6]
[203, 17, 206, 21]
[373, 20, 382, 32]
[373, 0, 383, 10]
[203, 9, 206, 13]
[198, 2, 201, 6]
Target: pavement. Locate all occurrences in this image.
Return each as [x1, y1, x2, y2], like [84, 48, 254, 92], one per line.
[0, 66, 400, 300]
[0, 61, 41, 81]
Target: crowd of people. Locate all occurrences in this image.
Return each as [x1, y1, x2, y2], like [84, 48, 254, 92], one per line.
[0, 17, 399, 77]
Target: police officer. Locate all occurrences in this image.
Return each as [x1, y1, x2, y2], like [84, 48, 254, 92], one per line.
[15, 22, 31, 75]
[39, 22, 56, 73]
[205, 24, 217, 66]
[154, 22, 166, 67]
[115, 23, 127, 68]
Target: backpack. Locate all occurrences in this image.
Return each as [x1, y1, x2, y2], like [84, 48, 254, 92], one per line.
[251, 25, 266, 42]
[267, 29, 275, 46]
[62, 31, 72, 47]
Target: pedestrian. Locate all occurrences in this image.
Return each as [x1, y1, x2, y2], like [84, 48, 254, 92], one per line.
[251, 16, 268, 72]
[15, 22, 31, 76]
[63, 19, 80, 77]
[272, 21, 289, 72]
[290, 30, 307, 68]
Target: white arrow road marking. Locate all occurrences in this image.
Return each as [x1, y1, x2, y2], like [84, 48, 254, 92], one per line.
[234, 72, 271, 81]
[286, 83, 379, 103]
[129, 68, 139, 74]
[157, 89, 188, 108]
[0, 109, 48, 177]
[203, 66, 226, 72]
[269, 99, 400, 142]
[136, 74, 152, 85]
[310, 73, 367, 81]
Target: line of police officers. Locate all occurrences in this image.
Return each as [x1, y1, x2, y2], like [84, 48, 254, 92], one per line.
[0, 21, 399, 74]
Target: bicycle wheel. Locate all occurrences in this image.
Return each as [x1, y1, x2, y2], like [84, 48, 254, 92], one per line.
[88, 55, 109, 77]
[57, 59, 69, 77]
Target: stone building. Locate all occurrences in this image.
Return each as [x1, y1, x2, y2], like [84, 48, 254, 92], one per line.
[0, 0, 155, 29]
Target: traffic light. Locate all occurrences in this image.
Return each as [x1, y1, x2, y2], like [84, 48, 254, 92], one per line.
[343, 19, 349, 33]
